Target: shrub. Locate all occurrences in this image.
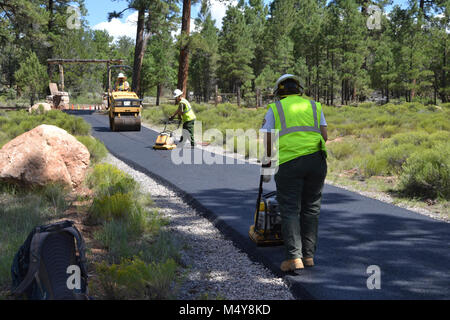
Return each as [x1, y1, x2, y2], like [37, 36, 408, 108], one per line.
[87, 163, 138, 198]
[376, 143, 418, 174]
[95, 257, 178, 300]
[76, 136, 108, 164]
[399, 146, 450, 200]
[89, 192, 143, 224]
[39, 183, 70, 215]
[94, 219, 139, 261]
[363, 155, 388, 177]
[328, 141, 354, 160]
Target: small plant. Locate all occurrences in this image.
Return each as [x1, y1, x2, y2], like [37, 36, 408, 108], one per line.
[76, 136, 108, 164]
[328, 141, 354, 160]
[40, 183, 70, 215]
[87, 163, 138, 198]
[95, 257, 178, 300]
[89, 192, 142, 223]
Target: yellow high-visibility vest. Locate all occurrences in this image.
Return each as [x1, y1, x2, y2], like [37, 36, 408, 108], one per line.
[180, 98, 196, 122]
[269, 95, 327, 165]
[117, 81, 129, 91]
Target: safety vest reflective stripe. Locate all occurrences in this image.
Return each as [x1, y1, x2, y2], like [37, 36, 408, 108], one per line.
[180, 98, 196, 122]
[274, 100, 321, 136]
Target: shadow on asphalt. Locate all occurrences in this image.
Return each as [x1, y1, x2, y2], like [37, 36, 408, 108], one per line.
[187, 187, 450, 299]
[93, 126, 111, 132]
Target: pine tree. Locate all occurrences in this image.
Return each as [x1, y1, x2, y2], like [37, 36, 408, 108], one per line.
[189, 0, 219, 102]
[15, 51, 48, 105]
[218, 4, 255, 104]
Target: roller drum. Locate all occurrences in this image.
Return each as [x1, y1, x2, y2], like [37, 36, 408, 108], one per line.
[112, 116, 141, 131]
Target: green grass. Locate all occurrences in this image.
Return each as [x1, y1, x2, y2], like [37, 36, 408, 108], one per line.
[95, 257, 178, 300]
[76, 136, 108, 164]
[0, 192, 59, 296]
[86, 163, 182, 299]
[325, 102, 450, 204]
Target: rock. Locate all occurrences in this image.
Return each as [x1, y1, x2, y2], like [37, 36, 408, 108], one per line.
[29, 102, 52, 113]
[0, 125, 90, 189]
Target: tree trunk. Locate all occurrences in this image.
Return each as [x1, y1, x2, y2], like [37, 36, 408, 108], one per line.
[331, 53, 334, 106]
[236, 83, 241, 107]
[132, 7, 150, 96]
[46, 0, 54, 76]
[442, 41, 448, 102]
[177, 0, 191, 98]
[156, 83, 161, 106]
[411, 79, 416, 100]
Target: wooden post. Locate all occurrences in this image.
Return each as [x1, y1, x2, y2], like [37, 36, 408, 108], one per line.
[256, 88, 261, 108]
[237, 85, 241, 107]
[58, 64, 64, 92]
[215, 85, 218, 107]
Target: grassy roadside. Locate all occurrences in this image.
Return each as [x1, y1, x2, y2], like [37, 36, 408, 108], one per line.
[86, 163, 182, 300]
[142, 101, 450, 219]
[0, 110, 182, 300]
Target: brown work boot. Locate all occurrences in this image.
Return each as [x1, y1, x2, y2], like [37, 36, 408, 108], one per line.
[280, 258, 304, 272]
[302, 257, 314, 267]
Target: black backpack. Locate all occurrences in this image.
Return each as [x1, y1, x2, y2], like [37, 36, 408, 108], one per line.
[11, 220, 89, 300]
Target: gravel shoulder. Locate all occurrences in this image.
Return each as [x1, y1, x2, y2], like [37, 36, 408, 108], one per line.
[104, 153, 294, 300]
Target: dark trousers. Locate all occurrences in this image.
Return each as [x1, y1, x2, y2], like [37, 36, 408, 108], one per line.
[274, 151, 327, 260]
[179, 120, 195, 146]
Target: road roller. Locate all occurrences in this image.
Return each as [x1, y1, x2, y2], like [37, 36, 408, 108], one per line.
[107, 65, 142, 132]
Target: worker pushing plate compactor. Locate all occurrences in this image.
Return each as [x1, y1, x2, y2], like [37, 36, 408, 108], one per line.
[107, 65, 142, 132]
[249, 175, 283, 246]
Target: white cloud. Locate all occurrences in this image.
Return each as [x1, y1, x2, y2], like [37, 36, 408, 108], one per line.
[209, 0, 237, 29]
[93, 11, 138, 41]
[93, 1, 239, 42]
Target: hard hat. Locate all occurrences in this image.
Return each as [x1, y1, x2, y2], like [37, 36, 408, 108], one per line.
[173, 89, 183, 98]
[273, 74, 303, 94]
[118, 73, 126, 79]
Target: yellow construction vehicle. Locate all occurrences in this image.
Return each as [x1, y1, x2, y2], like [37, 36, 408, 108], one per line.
[107, 65, 142, 131]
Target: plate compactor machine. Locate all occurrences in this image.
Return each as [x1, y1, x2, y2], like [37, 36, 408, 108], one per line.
[107, 65, 142, 132]
[249, 175, 284, 246]
[153, 120, 180, 150]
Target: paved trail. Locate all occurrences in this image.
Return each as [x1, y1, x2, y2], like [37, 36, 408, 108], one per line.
[71, 110, 450, 300]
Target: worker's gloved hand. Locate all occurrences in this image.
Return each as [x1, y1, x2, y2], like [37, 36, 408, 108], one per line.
[261, 157, 273, 183]
[262, 174, 272, 183]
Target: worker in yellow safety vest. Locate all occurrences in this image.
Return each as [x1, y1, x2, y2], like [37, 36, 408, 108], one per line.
[169, 89, 196, 147]
[261, 74, 328, 272]
[115, 73, 130, 91]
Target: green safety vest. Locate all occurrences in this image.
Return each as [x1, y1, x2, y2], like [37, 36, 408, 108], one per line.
[180, 98, 196, 122]
[269, 95, 327, 166]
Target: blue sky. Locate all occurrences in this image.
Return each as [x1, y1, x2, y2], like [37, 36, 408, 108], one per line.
[84, 0, 410, 41]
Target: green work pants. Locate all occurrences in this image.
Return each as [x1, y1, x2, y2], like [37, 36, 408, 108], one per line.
[180, 120, 195, 146]
[274, 151, 327, 260]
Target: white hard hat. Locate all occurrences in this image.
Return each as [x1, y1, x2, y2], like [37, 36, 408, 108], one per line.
[118, 73, 126, 79]
[273, 74, 303, 94]
[173, 89, 183, 98]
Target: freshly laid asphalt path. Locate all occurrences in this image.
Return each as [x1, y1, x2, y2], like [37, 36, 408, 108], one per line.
[70, 110, 450, 300]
